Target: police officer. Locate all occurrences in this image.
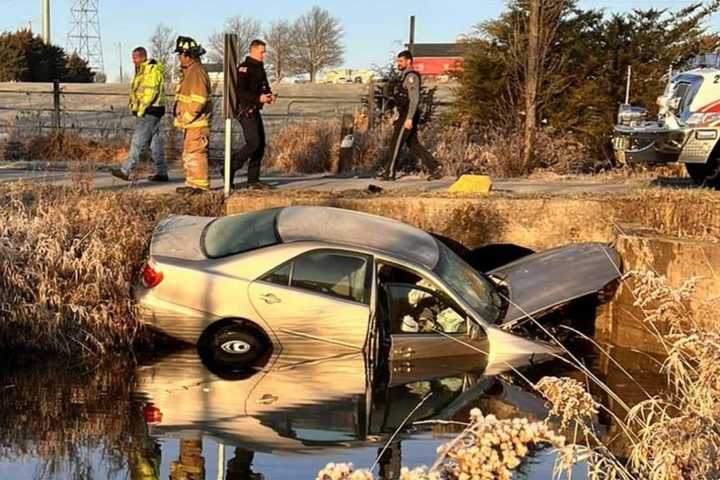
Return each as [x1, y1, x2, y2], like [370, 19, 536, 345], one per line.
[228, 39, 276, 189]
[385, 50, 441, 181]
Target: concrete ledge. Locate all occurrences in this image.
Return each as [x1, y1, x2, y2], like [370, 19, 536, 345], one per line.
[226, 189, 720, 251]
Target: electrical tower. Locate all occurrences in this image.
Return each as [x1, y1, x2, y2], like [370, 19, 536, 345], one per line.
[66, 0, 105, 74]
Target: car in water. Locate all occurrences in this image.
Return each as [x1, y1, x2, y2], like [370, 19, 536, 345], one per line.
[135, 206, 621, 375]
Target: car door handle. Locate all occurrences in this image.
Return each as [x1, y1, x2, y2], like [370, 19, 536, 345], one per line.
[259, 293, 281, 304]
[256, 393, 278, 405]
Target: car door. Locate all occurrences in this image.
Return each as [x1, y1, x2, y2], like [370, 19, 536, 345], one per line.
[249, 249, 373, 360]
[384, 282, 489, 361]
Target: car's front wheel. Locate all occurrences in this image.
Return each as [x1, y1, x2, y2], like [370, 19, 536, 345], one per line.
[197, 320, 272, 379]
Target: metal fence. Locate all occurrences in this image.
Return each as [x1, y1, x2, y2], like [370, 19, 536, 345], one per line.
[0, 80, 371, 138]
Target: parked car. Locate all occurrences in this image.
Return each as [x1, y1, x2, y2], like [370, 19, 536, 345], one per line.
[135, 207, 621, 375]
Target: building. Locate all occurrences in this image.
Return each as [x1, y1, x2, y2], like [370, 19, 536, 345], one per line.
[323, 68, 376, 84]
[407, 38, 467, 79]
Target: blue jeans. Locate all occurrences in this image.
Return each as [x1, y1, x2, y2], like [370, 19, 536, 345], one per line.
[121, 114, 167, 176]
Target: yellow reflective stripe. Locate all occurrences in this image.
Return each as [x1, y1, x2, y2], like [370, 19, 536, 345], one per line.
[174, 118, 209, 129]
[175, 93, 207, 105]
[189, 94, 207, 104]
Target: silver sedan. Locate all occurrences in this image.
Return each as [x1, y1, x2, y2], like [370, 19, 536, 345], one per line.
[135, 206, 621, 375]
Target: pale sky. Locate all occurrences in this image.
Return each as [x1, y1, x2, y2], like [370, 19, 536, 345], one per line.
[0, 0, 716, 82]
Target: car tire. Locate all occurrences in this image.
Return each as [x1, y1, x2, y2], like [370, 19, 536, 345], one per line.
[686, 157, 720, 189]
[197, 320, 272, 379]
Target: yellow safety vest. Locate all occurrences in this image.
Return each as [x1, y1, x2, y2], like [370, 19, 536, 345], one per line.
[129, 60, 166, 117]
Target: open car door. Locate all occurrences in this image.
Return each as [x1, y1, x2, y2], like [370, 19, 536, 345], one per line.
[382, 283, 488, 361]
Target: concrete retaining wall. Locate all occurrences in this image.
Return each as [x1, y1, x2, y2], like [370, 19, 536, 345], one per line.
[226, 190, 720, 251]
[598, 225, 720, 353]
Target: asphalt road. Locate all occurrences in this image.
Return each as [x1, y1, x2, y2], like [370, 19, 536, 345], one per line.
[0, 164, 671, 195]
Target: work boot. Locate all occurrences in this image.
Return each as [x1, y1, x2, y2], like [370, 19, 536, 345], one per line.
[110, 167, 131, 182]
[148, 173, 169, 182]
[247, 181, 274, 190]
[176, 186, 206, 195]
[425, 169, 443, 181]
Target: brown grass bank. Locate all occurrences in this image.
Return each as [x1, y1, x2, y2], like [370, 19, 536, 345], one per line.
[0, 182, 224, 357]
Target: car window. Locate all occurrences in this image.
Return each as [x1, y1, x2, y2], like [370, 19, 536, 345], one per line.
[434, 241, 502, 323]
[386, 283, 467, 335]
[203, 208, 281, 259]
[262, 262, 291, 286]
[291, 251, 370, 304]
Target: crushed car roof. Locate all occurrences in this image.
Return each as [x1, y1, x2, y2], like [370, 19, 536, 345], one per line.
[276, 207, 440, 269]
[150, 207, 441, 269]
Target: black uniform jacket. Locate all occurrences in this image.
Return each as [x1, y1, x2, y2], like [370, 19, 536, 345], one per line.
[236, 56, 272, 111]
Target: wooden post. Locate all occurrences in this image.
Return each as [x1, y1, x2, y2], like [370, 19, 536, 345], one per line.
[52, 79, 61, 132]
[367, 77, 375, 130]
[335, 113, 355, 174]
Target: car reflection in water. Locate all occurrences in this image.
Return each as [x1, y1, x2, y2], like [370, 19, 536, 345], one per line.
[131, 341, 551, 480]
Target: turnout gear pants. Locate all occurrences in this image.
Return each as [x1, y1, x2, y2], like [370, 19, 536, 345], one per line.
[229, 113, 266, 185]
[386, 109, 439, 180]
[181, 128, 210, 190]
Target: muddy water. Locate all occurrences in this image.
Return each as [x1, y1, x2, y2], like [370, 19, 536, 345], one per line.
[0, 333, 663, 479]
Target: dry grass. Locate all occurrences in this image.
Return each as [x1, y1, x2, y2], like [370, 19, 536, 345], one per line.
[265, 117, 594, 178]
[1, 131, 128, 163]
[0, 182, 223, 357]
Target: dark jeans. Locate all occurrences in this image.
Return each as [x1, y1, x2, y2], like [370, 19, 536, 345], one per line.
[121, 114, 167, 176]
[230, 112, 266, 185]
[387, 109, 439, 179]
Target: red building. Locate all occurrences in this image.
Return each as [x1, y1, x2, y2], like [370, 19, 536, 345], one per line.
[409, 43, 466, 77]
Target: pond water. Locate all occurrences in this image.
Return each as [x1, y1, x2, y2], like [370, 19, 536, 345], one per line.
[0, 309, 664, 480]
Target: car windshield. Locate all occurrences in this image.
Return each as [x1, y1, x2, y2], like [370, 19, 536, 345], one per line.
[433, 241, 502, 323]
[203, 208, 281, 258]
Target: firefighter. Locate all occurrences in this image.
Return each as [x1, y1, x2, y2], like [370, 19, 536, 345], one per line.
[110, 47, 168, 183]
[384, 50, 441, 181]
[227, 39, 276, 190]
[173, 36, 212, 195]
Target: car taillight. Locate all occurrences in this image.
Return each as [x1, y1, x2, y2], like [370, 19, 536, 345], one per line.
[141, 260, 164, 288]
[142, 403, 163, 424]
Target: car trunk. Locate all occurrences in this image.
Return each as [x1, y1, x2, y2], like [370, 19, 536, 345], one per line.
[488, 243, 621, 328]
[149, 215, 214, 260]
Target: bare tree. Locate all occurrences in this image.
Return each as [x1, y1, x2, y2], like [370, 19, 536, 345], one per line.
[208, 16, 262, 64]
[265, 20, 297, 82]
[292, 6, 344, 83]
[521, 0, 565, 169]
[148, 23, 176, 82]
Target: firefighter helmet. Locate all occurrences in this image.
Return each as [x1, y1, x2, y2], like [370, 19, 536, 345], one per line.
[174, 36, 206, 57]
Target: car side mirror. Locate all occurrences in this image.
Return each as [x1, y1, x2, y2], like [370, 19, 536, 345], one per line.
[468, 319, 480, 340]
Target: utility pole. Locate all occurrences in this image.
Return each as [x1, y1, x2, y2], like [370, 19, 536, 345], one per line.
[41, 0, 50, 44]
[118, 42, 124, 83]
[408, 16, 416, 55]
[523, 0, 540, 170]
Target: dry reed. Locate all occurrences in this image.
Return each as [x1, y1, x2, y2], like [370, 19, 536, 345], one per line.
[0, 182, 223, 357]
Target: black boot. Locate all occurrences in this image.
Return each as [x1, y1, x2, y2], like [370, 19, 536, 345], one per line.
[176, 186, 205, 195]
[110, 167, 131, 182]
[148, 173, 169, 182]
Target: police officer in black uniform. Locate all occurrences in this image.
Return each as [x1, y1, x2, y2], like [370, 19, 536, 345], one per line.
[228, 39, 276, 189]
[385, 50, 441, 181]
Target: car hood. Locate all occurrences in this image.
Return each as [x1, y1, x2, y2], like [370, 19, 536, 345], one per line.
[488, 243, 621, 327]
[150, 215, 214, 260]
